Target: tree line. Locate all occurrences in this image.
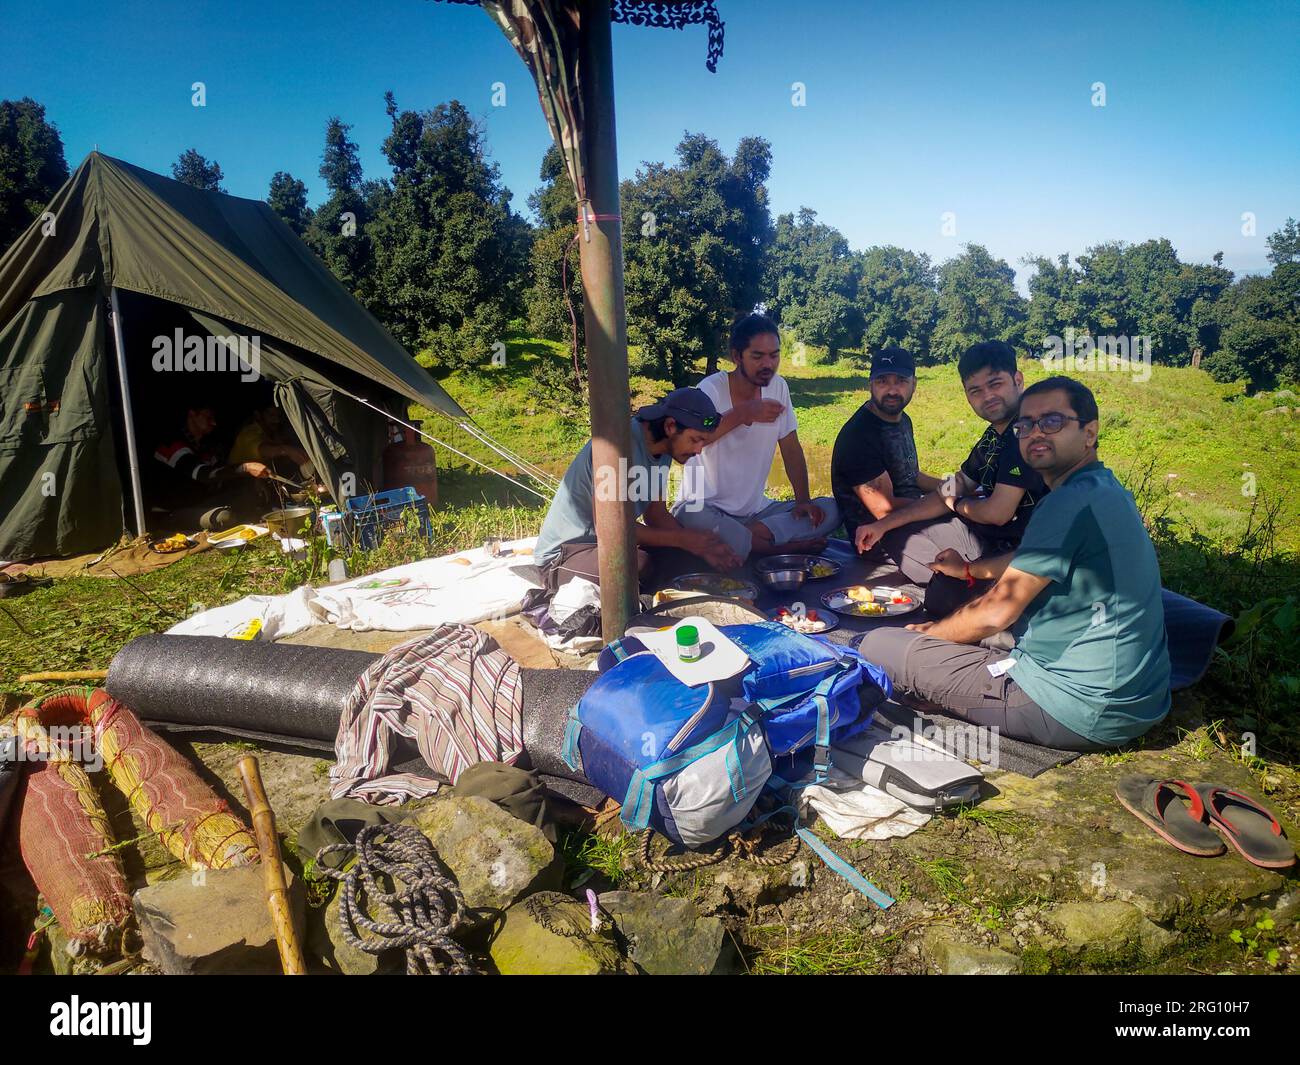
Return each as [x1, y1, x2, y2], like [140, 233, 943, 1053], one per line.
[3, 95, 1297, 391]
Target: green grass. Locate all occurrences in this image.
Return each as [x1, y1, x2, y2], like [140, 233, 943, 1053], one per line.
[0, 495, 544, 699]
[954, 805, 1027, 838]
[910, 856, 967, 901]
[750, 924, 886, 975]
[558, 828, 636, 889]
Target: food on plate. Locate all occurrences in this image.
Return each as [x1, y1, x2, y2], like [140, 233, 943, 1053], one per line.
[810, 562, 837, 578]
[774, 607, 827, 633]
[151, 533, 191, 554]
[671, 574, 759, 599]
[845, 585, 874, 603]
[890, 593, 913, 605]
[856, 602, 887, 616]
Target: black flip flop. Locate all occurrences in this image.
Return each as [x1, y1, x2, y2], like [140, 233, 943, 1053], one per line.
[1115, 775, 1226, 857]
[1192, 784, 1296, 870]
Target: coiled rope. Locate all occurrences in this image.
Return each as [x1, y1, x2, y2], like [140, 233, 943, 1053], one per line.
[315, 823, 478, 975]
[638, 820, 801, 873]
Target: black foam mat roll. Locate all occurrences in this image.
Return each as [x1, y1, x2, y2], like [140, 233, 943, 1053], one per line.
[518, 667, 605, 807]
[107, 634, 606, 805]
[107, 634, 381, 744]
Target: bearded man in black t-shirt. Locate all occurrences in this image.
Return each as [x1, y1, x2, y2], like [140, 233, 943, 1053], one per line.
[830, 346, 944, 545]
[853, 341, 1046, 615]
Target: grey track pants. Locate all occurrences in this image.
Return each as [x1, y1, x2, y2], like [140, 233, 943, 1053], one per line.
[671, 496, 841, 561]
[857, 627, 1107, 752]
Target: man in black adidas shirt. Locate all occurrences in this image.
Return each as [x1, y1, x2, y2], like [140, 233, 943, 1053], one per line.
[855, 341, 1046, 615]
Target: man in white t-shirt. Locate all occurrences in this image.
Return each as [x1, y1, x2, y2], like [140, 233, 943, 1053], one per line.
[672, 313, 840, 561]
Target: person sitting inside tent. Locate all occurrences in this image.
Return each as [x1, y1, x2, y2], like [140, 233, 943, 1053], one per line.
[857, 376, 1171, 751]
[853, 340, 1046, 615]
[228, 404, 313, 483]
[534, 387, 744, 593]
[151, 406, 270, 532]
[672, 313, 840, 561]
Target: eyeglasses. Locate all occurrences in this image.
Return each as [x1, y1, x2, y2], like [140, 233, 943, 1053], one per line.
[1011, 413, 1083, 438]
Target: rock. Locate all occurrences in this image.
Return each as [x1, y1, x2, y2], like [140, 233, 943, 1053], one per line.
[1048, 900, 1180, 960]
[1049, 900, 1143, 951]
[45, 923, 76, 976]
[706, 866, 775, 914]
[306, 885, 403, 975]
[411, 795, 562, 912]
[490, 891, 633, 975]
[133, 863, 303, 975]
[599, 890, 728, 975]
[193, 743, 335, 838]
[958, 741, 1296, 931]
[921, 926, 1021, 975]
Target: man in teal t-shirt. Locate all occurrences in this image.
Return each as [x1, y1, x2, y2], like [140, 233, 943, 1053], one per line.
[859, 375, 1170, 750]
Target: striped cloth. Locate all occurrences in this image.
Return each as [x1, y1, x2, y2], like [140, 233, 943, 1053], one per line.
[331, 626, 524, 804]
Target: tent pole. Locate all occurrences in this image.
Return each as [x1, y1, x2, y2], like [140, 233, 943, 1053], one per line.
[109, 288, 148, 539]
[578, 0, 638, 642]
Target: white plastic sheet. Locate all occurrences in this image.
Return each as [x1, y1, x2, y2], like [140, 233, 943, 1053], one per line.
[799, 768, 932, 840]
[168, 537, 543, 638]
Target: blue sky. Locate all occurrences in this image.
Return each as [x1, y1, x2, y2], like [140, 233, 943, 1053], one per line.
[3, 0, 1297, 291]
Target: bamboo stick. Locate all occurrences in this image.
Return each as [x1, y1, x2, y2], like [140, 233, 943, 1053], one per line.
[237, 754, 306, 975]
[17, 669, 109, 682]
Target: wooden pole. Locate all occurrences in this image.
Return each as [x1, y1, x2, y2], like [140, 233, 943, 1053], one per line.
[236, 754, 306, 975]
[577, 0, 638, 642]
[17, 670, 108, 683]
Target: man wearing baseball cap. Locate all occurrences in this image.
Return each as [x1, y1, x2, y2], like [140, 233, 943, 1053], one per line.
[830, 346, 943, 547]
[534, 387, 744, 593]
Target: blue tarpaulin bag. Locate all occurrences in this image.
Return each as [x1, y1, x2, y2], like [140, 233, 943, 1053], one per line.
[562, 622, 891, 849]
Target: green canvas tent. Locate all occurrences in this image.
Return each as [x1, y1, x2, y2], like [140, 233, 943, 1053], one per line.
[0, 152, 471, 560]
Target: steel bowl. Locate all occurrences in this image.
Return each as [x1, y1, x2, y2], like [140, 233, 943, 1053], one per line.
[756, 566, 807, 593]
[262, 505, 315, 539]
[755, 553, 815, 575]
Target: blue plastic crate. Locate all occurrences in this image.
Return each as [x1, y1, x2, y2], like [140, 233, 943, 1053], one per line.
[344, 487, 432, 550]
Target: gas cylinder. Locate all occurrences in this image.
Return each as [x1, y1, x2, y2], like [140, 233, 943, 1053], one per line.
[382, 425, 438, 508]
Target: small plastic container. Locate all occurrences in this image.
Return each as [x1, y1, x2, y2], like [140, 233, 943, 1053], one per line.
[675, 624, 702, 662]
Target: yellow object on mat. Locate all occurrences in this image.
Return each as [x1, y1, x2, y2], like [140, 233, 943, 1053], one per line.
[207, 524, 263, 544]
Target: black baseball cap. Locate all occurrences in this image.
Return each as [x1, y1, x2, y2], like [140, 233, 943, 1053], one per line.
[636, 387, 721, 432]
[870, 346, 916, 379]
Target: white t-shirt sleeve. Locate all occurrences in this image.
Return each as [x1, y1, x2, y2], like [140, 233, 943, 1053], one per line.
[774, 376, 797, 436]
